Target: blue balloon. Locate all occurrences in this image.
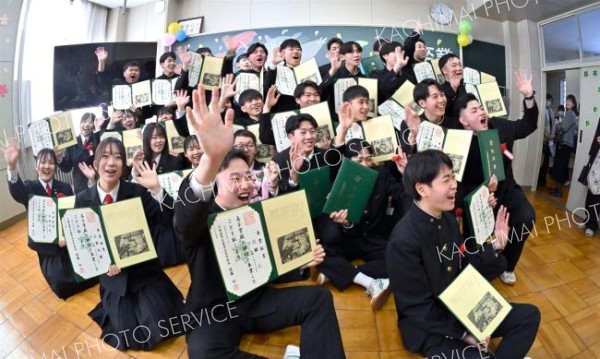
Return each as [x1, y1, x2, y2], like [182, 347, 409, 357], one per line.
[175, 29, 187, 42]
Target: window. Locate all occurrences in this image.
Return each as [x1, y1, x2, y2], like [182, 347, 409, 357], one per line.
[579, 8, 600, 61]
[542, 16, 580, 65]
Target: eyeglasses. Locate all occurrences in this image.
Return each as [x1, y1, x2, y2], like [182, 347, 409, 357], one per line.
[233, 144, 256, 150]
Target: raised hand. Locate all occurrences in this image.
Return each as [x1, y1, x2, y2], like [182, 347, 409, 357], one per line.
[132, 160, 161, 195]
[265, 161, 280, 187]
[393, 47, 408, 73]
[493, 205, 510, 251]
[78, 162, 96, 181]
[2, 137, 20, 171]
[271, 46, 283, 66]
[176, 46, 192, 70]
[95, 47, 108, 62]
[515, 69, 534, 98]
[263, 85, 281, 113]
[175, 89, 190, 113]
[187, 85, 234, 162]
[94, 115, 106, 131]
[404, 102, 421, 145]
[329, 55, 342, 78]
[393, 146, 409, 174]
[220, 73, 237, 100]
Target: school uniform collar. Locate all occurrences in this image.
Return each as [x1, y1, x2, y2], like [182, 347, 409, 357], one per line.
[38, 178, 54, 191]
[97, 182, 120, 203]
[80, 134, 91, 144]
[153, 154, 162, 166]
[412, 200, 443, 226]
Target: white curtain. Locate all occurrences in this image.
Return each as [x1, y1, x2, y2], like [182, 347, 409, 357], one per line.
[21, 0, 107, 122]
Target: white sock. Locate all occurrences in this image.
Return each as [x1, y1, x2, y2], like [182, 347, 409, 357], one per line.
[353, 272, 374, 289]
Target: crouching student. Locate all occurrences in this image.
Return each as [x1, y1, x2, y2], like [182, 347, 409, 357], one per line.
[387, 150, 540, 359]
[174, 86, 346, 358]
[4, 140, 98, 299]
[316, 138, 409, 310]
[75, 137, 184, 350]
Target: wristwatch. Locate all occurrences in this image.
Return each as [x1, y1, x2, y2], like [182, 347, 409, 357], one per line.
[524, 90, 536, 100]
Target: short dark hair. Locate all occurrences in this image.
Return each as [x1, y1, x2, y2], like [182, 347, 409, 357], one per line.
[438, 53, 459, 73]
[453, 93, 480, 119]
[122, 61, 140, 72]
[343, 85, 369, 102]
[236, 54, 247, 63]
[94, 138, 127, 178]
[280, 39, 302, 50]
[546, 93, 553, 101]
[142, 122, 169, 165]
[246, 42, 268, 57]
[373, 38, 390, 53]
[285, 114, 318, 134]
[327, 37, 343, 50]
[238, 89, 263, 106]
[379, 41, 401, 63]
[183, 135, 199, 152]
[344, 139, 373, 158]
[340, 41, 362, 55]
[219, 150, 249, 172]
[414, 79, 444, 104]
[233, 129, 257, 144]
[196, 47, 213, 56]
[159, 51, 176, 64]
[157, 106, 175, 118]
[293, 81, 320, 99]
[35, 148, 58, 166]
[403, 149, 453, 201]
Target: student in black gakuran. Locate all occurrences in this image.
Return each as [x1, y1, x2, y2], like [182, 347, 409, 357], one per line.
[173, 85, 346, 358]
[387, 149, 540, 358]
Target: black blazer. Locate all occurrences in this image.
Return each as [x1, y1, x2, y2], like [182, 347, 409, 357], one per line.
[263, 67, 301, 114]
[371, 68, 410, 105]
[58, 132, 101, 194]
[441, 81, 467, 119]
[8, 176, 74, 256]
[155, 154, 185, 175]
[74, 181, 174, 296]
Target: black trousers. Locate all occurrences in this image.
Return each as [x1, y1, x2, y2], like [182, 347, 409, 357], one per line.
[501, 187, 536, 272]
[186, 286, 346, 359]
[551, 144, 573, 185]
[423, 303, 540, 359]
[316, 218, 387, 290]
[538, 142, 551, 185]
[583, 190, 600, 231]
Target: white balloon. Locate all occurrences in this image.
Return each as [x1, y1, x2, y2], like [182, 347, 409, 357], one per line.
[467, 34, 473, 45]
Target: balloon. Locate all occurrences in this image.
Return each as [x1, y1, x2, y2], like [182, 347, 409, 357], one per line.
[458, 20, 472, 35]
[457, 34, 469, 47]
[164, 33, 176, 47]
[175, 29, 187, 42]
[167, 22, 181, 35]
[467, 34, 473, 45]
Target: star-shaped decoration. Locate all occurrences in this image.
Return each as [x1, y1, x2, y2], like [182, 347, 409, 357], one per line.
[0, 84, 8, 97]
[0, 14, 8, 26]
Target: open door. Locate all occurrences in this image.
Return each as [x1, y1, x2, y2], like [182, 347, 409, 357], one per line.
[566, 67, 600, 216]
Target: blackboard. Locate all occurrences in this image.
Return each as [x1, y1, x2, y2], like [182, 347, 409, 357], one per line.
[174, 25, 505, 86]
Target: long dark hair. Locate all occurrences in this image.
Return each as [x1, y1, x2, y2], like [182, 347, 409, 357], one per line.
[566, 94, 579, 116]
[93, 137, 127, 180]
[142, 122, 169, 166]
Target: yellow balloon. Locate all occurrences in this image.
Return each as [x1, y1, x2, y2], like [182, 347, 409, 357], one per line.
[167, 22, 181, 35]
[457, 33, 469, 47]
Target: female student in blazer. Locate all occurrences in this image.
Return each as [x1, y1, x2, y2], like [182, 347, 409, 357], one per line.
[132, 122, 185, 266]
[75, 137, 184, 351]
[3, 140, 98, 299]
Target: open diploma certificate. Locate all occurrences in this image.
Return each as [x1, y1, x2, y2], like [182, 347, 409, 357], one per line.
[60, 197, 157, 281]
[28, 195, 76, 245]
[464, 184, 495, 245]
[208, 190, 317, 301]
[439, 264, 512, 341]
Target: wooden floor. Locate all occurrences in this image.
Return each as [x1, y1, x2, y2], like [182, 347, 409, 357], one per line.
[2, 189, 600, 358]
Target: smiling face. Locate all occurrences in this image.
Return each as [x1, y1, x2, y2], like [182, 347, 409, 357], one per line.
[233, 136, 257, 165]
[288, 120, 317, 154]
[282, 45, 302, 67]
[161, 56, 176, 76]
[94, 141, 125, 192]
[123, 66, 140, 84]
[414, 41, 428, 62]
[441, 56, 462, 80]
[343, 44, 362, 68]
[459, 99, 488, 132]
[237, 57, 251, 71]
[349, 96, 370, 122]
[123, 113, 137, 129]
[295, 86, 321, 108]
[184, 139, 203, 167]
[240, 97, 264, 119]
[35, 153, 56, 183]
[419, 85, 447, 121]
[150, 129, 166, 155]
[80, 117, 94, 137]
[417, 164, 457, 216]
[216, 158, 253, 209]
[248, 47, 267, 71]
